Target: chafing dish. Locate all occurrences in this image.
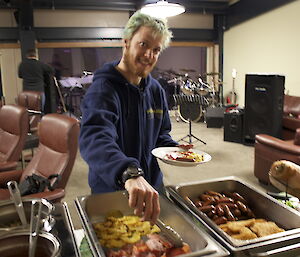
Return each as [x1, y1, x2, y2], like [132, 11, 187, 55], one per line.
[166, 176, 300, 257]
[0, 198, 54, 233]
[75, 191, 230, 257]
[0, 229, 60, 257]
[0, 199, 79, 257]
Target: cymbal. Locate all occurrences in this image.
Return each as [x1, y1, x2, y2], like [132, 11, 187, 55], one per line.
[180, 68, 196, 73]
[165, 69, 184, 77]
[203, 72, 221, 76]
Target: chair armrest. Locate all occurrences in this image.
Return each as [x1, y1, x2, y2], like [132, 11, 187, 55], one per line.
[255, 134, 300, 155]
[0, 169, 23, 187]
[24, 188, 65, 203]
[0, 161, 18, 172]
[283, 116, 300, 131]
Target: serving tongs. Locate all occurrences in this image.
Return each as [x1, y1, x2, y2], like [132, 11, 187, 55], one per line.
[156, 219, 183, 248]
[123, 191, 183, 248]
[7, 181, 27, 227]
[29, 200, 43, 257]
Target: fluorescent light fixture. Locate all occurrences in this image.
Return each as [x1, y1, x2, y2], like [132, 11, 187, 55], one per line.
[141, 0, 185, 19]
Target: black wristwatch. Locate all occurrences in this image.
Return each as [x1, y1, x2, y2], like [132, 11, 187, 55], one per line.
[121, 166, 144, 184]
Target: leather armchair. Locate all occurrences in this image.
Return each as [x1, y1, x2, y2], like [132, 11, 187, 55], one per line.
[0, 113, 79, 202]
[0, 105, 29, 171]
[17, 91, 44, 167]
[17, 90, 43, 133]
[282, 95, 300, 140]
[254, 130, 300, 184]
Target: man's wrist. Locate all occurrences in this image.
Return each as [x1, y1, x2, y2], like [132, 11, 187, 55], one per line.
[121, 166, 144, 185]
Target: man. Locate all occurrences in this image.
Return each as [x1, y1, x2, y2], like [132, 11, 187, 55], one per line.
[79, 11, 179, 223]
[18, 48, 54, 110]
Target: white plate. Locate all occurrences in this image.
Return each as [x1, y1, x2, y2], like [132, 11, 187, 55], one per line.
[151, 147, 211, 167]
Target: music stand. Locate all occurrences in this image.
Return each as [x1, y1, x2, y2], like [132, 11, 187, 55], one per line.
[173, 94, 206, 145]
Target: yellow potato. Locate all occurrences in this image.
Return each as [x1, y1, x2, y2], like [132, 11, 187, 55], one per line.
[93, 214, 161, 249]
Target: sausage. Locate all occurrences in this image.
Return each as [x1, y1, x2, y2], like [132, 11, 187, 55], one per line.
[216, 197, 234, 204]
[222, 204, 235, 221]
[198, 205, 215, 213]
[202, 199, 215, 206]
[232, 208, 242, 217]
[219, 203, 238, 210]
[194, 200, 203, 207]
[236, 201, 248, 213]
[207, 209, 216, 218]
[205, 191, 224, 198]
[232, 192, 247, 204]
[200, 194, 214, 202]
[213, 216, 228, 225]
[215, 204, 225, 216]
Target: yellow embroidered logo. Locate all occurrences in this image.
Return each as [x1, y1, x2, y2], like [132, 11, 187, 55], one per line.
[147, 109, 163, 114]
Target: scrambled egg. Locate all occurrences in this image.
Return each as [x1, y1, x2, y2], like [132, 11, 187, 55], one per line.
[94, 215, 161, 248]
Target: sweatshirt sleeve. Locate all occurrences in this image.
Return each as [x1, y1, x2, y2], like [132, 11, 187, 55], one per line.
[79, 81, 139, 191]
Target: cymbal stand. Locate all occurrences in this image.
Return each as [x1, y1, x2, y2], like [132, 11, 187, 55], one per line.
[168, 77, 181, 122]
[178, 118, 206, 145]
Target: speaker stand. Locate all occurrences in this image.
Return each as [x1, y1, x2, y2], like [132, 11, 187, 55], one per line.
[178, 118, 206, 145]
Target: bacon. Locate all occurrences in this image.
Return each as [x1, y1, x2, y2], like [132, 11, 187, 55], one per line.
[106, 235, 189, 257]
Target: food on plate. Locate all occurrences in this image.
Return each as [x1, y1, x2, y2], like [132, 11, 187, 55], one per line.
[219, 218, 285, 240]
[106, 234, 191, 257]
[94, 215, 191, 256]
[165, 150, 204, 162]
[94, 215, 160, 248]
[190, 190, 255, 225]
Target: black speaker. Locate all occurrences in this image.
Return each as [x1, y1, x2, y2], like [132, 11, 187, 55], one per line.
[224, 111, 244, 143]
[244, 74, 285, 144]
[206, 107, 225, 128]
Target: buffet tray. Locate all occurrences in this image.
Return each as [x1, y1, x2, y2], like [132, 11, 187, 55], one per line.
[75, 191, 230, 257]
[166, 176, 300, 257]
[50, 202, 80, 257]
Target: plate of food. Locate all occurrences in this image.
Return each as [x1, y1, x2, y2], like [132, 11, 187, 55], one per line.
[152, 147, 211, 167]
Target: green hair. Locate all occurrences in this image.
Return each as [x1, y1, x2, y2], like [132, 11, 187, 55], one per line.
[123, 11, 173, 50]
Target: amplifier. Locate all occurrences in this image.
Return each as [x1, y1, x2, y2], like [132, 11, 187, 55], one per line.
[224, 111, 244, 143]
[206, 107, 225, 128]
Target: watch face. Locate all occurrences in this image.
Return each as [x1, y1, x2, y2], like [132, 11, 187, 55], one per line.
[122, 167, 144, 184]
[127, 167, 140, 176]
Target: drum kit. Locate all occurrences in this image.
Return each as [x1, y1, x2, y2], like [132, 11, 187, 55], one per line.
[160, 68, 223, 122]
[57, 71, 93, 120]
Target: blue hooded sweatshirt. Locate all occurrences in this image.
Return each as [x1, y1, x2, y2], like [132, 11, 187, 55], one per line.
[79, 61, 177, 193]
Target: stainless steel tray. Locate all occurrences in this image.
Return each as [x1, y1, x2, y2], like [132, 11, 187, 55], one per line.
[75, 191, 230, 257]
[166, 176, 300, 257]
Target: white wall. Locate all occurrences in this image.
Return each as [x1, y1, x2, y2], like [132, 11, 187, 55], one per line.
[223, 1, 300, 106]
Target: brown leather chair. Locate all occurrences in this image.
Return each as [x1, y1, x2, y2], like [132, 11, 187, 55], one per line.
[17, 91, 44, 167]
[254, 130, 300, 184]
[17, 91, 43, 133]
[0, 105, 29, 172]
[0, 113, 79, 202]
[282, 95, 300, 140]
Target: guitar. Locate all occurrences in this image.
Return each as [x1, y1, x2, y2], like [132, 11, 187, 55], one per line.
[229, 69, 237, 104]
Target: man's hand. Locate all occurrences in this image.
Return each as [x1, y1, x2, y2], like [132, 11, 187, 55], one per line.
[125, 176, 160, 224]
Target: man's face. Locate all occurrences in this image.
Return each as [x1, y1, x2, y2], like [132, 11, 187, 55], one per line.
[123, 26, 163, 79]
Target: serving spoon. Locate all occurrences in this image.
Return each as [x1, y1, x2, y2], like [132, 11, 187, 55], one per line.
[7, 181, 27, 227]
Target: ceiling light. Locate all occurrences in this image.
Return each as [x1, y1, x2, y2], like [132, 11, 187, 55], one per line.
[141, 0, 185, 19]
